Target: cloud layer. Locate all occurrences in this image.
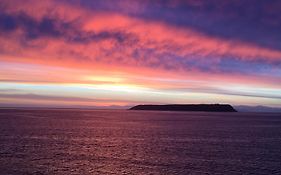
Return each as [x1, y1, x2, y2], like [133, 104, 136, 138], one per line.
[0, 0, 280, 107]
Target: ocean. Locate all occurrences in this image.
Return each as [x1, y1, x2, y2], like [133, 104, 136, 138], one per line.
[0, 109, 280, 174]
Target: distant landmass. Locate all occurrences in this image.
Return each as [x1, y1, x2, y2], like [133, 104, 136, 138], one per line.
[234, 105, 281, 113]
[129, 104, 237, 112]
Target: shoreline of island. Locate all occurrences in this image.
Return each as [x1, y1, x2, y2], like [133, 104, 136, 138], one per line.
[129, 104, 237, 112]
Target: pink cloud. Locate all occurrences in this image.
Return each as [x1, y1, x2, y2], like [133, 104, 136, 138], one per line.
[0, 0, 280, 102]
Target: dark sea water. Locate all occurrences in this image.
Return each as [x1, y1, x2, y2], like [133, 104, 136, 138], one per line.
[0, 109, 281, 175]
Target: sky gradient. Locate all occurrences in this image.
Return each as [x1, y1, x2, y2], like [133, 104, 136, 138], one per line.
[0, 0, 281, 108]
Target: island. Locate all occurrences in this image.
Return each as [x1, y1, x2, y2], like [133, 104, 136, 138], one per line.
[129, 104, 237, 112]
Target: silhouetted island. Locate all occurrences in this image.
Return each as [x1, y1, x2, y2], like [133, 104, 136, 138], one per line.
[129, 104, 237, 112]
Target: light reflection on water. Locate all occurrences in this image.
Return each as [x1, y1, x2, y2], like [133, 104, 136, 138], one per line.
[0, 109, 281, 174]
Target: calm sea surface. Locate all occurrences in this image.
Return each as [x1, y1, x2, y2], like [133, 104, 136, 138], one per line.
[0, 109, 281, 175]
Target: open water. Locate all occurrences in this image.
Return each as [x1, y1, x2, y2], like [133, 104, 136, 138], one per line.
[0, 109, 280, 174]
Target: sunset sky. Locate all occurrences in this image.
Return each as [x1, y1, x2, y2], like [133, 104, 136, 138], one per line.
[0, 0, 281, 108]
